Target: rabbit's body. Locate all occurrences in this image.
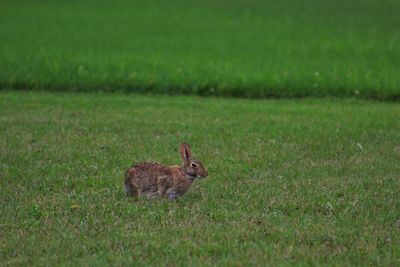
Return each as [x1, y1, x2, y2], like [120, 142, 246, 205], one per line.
[124, 144, 208, 199]
[124, 162, 193, 198]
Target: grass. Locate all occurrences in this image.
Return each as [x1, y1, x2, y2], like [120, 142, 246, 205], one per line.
[1, 91, 399, 266]
[0, 0, 400, 100]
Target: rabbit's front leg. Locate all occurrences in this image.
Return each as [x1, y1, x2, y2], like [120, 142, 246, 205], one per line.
[166, 188, 178, 199]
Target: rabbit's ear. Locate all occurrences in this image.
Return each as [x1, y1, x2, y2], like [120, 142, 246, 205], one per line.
[180, 143, 191, 161]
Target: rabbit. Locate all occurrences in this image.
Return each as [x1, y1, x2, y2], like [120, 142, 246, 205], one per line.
[124, 143, 208, 199]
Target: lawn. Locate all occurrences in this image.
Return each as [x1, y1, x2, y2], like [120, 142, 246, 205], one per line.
[1, 0, 400, 99]
[1, 91, 399, 265]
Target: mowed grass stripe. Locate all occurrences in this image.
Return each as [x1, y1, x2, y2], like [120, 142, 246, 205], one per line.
[0, 0, 400, 100]
[1, 91, 399, 265]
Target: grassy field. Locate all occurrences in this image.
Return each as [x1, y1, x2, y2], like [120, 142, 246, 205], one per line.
[1, 91, 399, 265]
[1, 0, 400, 100]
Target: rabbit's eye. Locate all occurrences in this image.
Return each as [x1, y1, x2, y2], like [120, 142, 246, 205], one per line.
[191, 163, 198, 168]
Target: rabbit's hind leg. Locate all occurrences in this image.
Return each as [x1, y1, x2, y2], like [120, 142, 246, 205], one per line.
[124, 178, 133, 195]
[145, 191, 161, 198]
[157, 175, 171, 198]
[124, 178, 140, 197]
[124, 168, 139, 196]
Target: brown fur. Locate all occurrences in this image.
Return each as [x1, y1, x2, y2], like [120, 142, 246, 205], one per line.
[124, 144, 208, 199]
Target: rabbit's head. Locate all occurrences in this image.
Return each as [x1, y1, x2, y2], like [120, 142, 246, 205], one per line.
[180, 143, 208, 179]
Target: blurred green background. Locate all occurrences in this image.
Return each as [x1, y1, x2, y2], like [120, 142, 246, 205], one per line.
[1, 0, 399, 99]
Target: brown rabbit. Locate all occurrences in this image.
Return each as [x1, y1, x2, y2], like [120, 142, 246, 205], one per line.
[124, 143, 208, 199]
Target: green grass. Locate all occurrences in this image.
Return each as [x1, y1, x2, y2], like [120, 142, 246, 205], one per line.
[1, 91, 399, 266]
[1, 0, 400, 100]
